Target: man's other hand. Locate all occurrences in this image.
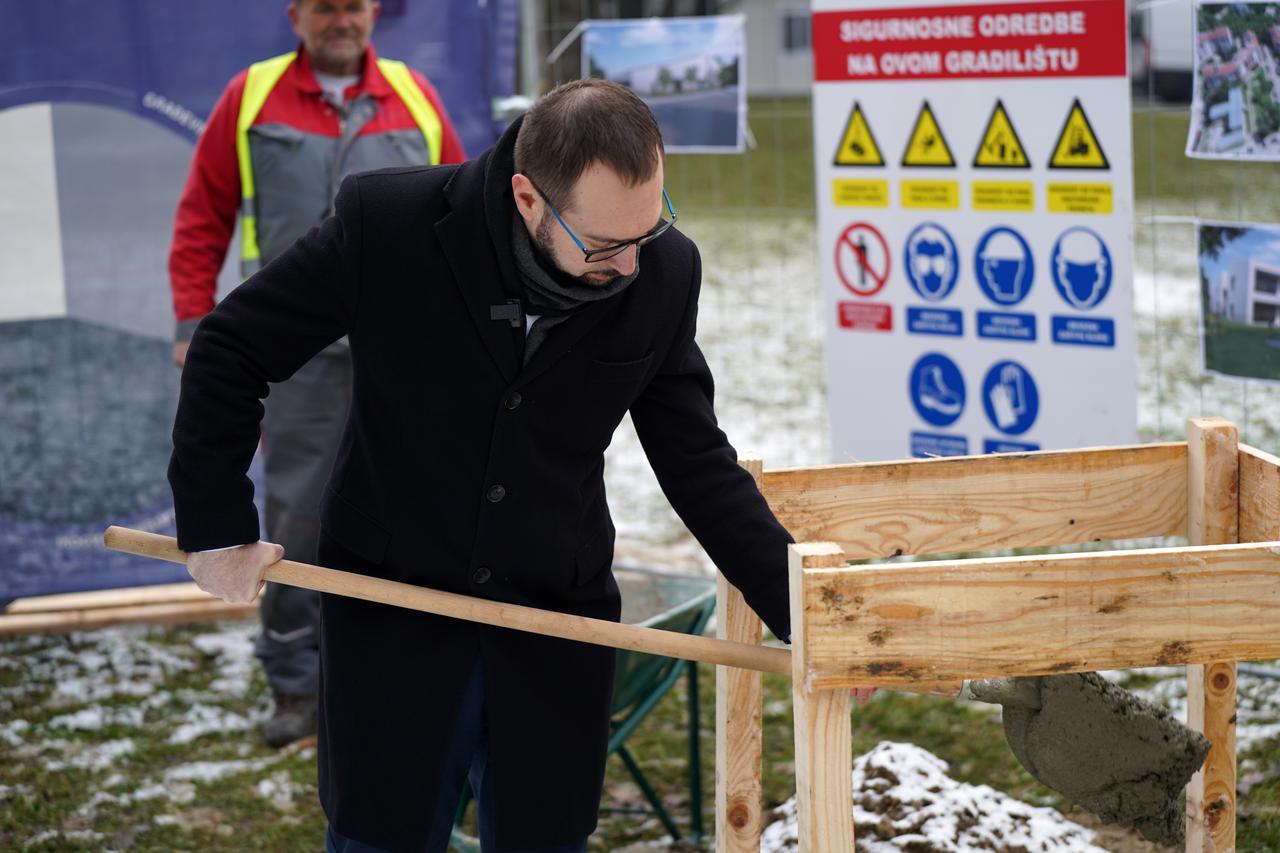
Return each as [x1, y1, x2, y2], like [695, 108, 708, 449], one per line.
[186, 541, 283, 603]
[172, 340, 190, 367]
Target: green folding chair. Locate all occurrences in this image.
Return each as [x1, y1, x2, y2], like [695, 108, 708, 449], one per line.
[451, 568, 716, 851]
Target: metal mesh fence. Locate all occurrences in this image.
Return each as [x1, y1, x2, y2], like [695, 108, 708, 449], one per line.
[542, 1, 1280, 554]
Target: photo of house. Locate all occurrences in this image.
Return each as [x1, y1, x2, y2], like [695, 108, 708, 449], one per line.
[1187, 2, 1280, 159]
[583, 15, 745, 152]
[1200, 221, 1280, 381]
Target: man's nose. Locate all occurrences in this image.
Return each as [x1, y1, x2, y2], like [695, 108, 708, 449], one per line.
[607, 244, 638, 277]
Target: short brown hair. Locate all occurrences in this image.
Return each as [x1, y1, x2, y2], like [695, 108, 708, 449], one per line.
[514, 79, 664, 212]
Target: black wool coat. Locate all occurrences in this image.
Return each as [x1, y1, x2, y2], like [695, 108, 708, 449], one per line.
[168, 117, 794, 851]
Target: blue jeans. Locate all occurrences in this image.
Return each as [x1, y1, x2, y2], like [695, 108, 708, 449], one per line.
[324, 660, 589, 853]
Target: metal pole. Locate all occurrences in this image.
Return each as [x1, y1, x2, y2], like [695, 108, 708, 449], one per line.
[521, 0, 545, 98]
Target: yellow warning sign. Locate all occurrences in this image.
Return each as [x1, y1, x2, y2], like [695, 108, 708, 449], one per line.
[832, 103, 884, 167]
[972, 181, 1035, 212]
[901, 179, 959, 209]
[1048, 182, 1113, 214]
[973, 100, 1029, 169]
[1049, 99, 1109, 170]
[901, 101, 955, 168]
[832, 179, 889, 207]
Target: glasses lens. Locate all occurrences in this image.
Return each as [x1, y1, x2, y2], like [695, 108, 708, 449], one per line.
[584, 244, 631, 263]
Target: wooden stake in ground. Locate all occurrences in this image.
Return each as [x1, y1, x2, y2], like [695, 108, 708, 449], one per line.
[1185, 417, 1239, 853]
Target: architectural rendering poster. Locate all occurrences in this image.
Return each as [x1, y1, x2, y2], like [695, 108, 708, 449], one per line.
[1199, 220, 1280, 382]
[811, 0, 1137, 462]
[1187, 1, 1280, 159]
[583, 15, 746, 152]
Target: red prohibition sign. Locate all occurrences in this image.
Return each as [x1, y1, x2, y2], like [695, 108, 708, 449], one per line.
[835, 222, 890, 298]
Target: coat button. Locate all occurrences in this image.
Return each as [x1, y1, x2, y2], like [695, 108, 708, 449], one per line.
[504, 392, 523, 411]
[486, 484, 507, 503]
[473, 566, 491, 584]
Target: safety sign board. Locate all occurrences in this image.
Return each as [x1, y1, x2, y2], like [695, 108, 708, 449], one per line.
[814, 0, 1136, 462]
[902, 102, 956, 168]
[834, 103, 885, 166]
[1048, 99, 1109, 169]
[973, 100, 1030, 168]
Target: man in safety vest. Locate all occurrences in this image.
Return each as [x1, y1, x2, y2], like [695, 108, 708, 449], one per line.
[168, 0, 465, 747]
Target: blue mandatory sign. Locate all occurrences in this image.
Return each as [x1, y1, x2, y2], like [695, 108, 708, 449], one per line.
[981, 360, 1039, 436]
[974, 225, 1034, 307]
[1051, 226, 1112, 310]
[904, 222, 959, 302]
[909, 352, 966, 427]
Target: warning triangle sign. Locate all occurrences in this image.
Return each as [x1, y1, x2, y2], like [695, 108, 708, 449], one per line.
[973, 100, 1029, 169]
[901, 101, 955, 168]
[1048, 99, 1109, 169]
[833, 102, 884, 167]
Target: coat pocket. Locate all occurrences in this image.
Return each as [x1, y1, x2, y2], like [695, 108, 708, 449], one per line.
[585, 352, 654, 385]
[320, 486, 392, 566]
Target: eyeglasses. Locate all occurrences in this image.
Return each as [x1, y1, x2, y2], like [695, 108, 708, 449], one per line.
[531, 181, 678, 263]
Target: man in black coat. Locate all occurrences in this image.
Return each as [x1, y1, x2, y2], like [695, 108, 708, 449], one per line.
[170, 79, 794, 852]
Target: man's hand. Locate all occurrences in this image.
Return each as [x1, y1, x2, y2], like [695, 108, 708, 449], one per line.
[172, 340, 190, 368]
[186, 541, 283, 603]
[852, 687, 876, 706]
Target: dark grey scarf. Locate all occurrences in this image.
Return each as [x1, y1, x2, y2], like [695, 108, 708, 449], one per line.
[510, 217, 639, 364]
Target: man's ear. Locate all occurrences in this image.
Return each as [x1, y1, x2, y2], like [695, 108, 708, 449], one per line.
[511, 174, 540, 226]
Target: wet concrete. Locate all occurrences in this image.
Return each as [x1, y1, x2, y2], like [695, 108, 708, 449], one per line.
[969, 672, 1211, 846]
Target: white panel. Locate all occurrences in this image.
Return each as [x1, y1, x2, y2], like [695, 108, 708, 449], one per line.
[0, 103, 67, 321]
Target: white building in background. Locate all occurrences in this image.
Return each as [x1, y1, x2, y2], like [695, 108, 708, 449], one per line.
[1219, 256, 1280, 325]
[723, 0, 813, 96]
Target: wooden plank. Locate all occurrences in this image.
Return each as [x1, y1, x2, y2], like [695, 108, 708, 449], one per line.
[790, 543, 855, 851]
[715, 455, 766, 850]
[5, 582, 211, 615]
[1239, 443, 1280, 542]
[792, 540, 1280, 688]
[1186, 417, 1239, 853]
[761, 443, 1186, 559]
[0, 599, 259, 636]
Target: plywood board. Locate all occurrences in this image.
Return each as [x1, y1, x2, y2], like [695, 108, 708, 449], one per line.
[763, 443, 1186, 559]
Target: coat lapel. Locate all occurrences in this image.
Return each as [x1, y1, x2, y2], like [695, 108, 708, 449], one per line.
[436, 161, 520, 383]
[513, 295, 622, 389]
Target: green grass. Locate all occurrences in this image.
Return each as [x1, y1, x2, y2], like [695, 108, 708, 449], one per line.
[1205, 318, 1280, 380]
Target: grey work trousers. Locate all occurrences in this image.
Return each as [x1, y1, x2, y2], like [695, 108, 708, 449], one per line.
[254, 350, 352, 696]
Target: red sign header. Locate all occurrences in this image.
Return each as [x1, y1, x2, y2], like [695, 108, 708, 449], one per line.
[813, 0, 1127, 82]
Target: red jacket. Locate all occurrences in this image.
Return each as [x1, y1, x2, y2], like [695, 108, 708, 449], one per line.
[169, 45, 465, 332]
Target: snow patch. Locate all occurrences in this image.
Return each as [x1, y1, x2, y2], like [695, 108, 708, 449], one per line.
[761, 741, 1106, 852]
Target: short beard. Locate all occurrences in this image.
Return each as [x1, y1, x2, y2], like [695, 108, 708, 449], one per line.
[534, 212, 618, 288]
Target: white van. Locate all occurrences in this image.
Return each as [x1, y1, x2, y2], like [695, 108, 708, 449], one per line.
[1131, 0, 1194, 102]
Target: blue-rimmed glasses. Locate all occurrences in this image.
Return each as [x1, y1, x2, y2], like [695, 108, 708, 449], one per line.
[532, 182, 677, 264]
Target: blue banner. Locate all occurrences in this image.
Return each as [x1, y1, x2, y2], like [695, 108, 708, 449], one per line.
[0, 1, 518, 603]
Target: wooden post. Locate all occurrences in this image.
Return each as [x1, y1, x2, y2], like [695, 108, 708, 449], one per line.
[1186, 417, 1239, 853]
[790, 542, 855, 851]
[715, 455, 766, 850]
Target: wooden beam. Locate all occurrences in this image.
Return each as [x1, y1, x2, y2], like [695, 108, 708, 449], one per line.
[1239, 443, 1280, 542]
[1186, 417, 1239, 853]
[0, 599, 259, 636]
[761, 443, 1186, 559]
[716, 455, 766, 850]
[4, 582, 211, 615]
[792, 540, 1280, 688]
[789, 542, 855, 851]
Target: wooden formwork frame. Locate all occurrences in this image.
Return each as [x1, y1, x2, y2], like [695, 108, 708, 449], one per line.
[717, 417, 1280, 852]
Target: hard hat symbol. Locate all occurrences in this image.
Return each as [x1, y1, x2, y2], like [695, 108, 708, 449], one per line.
[904, 222, 958, 302]
[974, 226, 1034, 307]
[1052, 227, 1112, 311]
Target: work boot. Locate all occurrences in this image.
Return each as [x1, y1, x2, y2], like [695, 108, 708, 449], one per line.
[263, 692, 317, 748]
